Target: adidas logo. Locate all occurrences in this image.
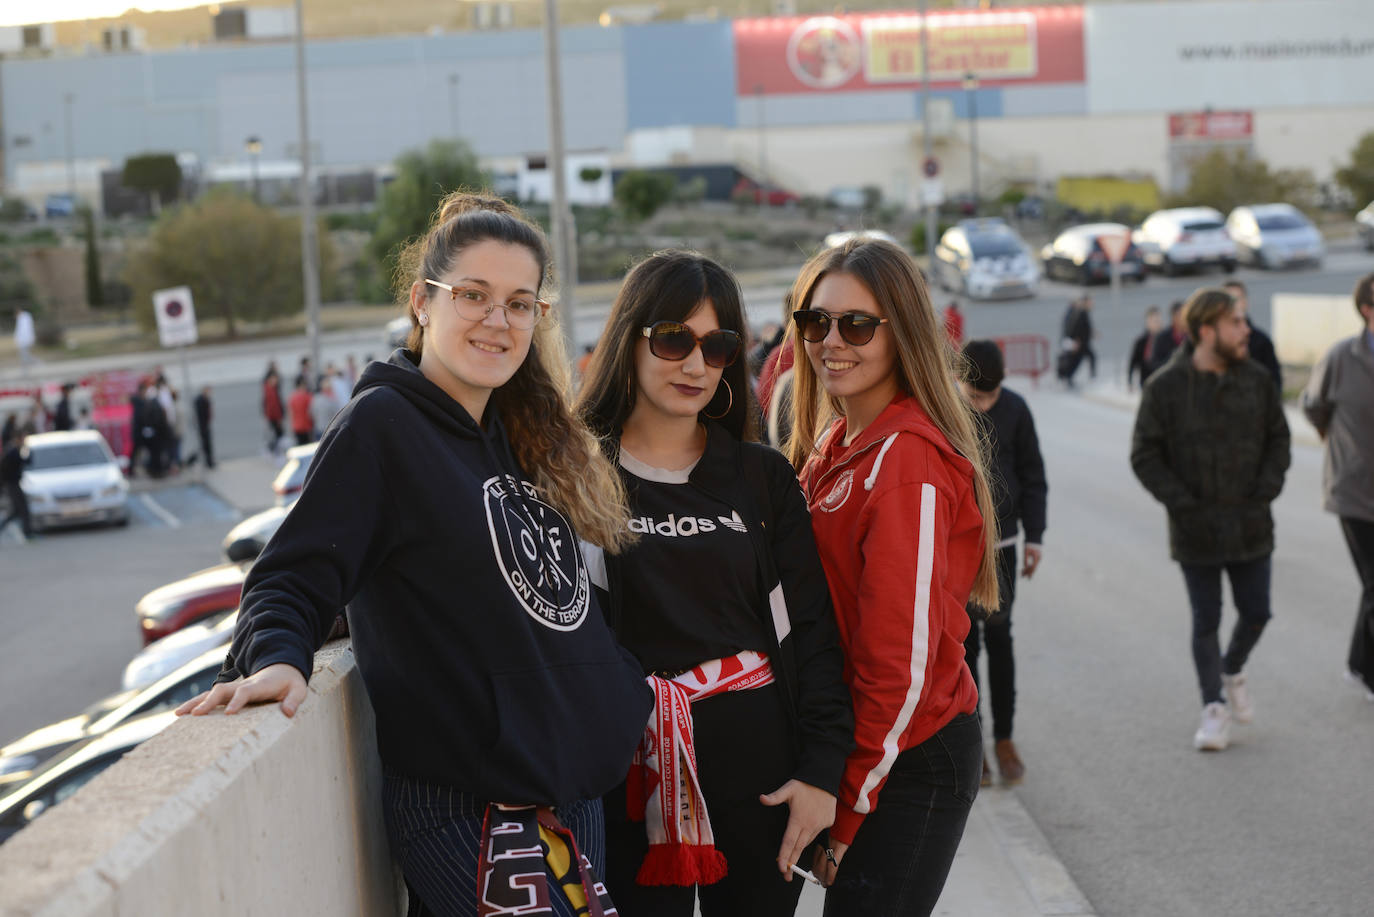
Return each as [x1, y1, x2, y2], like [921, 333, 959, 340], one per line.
[717, 511, 748, 533]
[626, 511, 748, 537]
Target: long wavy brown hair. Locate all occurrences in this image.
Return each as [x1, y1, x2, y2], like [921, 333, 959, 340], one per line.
[393, 190, 633, 552]
[784, 238, 1000, 610]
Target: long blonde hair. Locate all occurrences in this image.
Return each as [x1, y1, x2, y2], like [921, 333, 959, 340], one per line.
[784, 238, 1000, 610]
[393, 190, 633, 552]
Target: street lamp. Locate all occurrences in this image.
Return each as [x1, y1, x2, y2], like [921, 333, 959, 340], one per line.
[244, 135, 263, 202]
[63, 92, 76, 202]
[963, 72, 980, 215]
[448, 74, 460, 137]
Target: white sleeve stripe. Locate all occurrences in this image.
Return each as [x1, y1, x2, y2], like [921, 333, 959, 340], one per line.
[854, 482, 935, 814]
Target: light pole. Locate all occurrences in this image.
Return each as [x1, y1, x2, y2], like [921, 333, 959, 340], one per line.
[63, 92, 76, 202]
[542, 0, 578, 360]
[755, 83, 767, 205]
[963, 72, 980, 216]
[294, 0, 321, 376]
[447, 74, 460, 137]
[920, 0, 936, 266]
[245, 135, 262, 202]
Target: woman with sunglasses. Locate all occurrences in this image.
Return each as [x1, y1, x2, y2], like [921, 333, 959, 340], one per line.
[784, 238, 1000, 915]
[179, 192, 651, 917]
[576, 250, 853, 917]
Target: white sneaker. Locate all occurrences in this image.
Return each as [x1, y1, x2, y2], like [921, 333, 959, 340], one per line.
[1345, 670, 1374, 702]
[1223, 673, 1253, 724]
[1194, 702, 1231, 751]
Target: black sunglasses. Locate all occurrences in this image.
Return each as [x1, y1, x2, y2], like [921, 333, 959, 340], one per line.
[792, 309, 890, 346]
[641, 322, 743, 368]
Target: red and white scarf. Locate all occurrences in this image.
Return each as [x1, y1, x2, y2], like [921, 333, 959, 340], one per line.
[626, 650, 775, 886]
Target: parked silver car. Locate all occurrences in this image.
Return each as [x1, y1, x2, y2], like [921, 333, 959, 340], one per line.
[932, 219, 1039, 300]
[1356, 201, 1374, 252]
[0, 649, 222, 791]
[18, 431, 129, 531]
[1132, 207, 1237, 276]
[1225, 203, 1324, 269]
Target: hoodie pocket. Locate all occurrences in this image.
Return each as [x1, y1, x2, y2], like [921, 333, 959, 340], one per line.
[480, 654, 651, 804]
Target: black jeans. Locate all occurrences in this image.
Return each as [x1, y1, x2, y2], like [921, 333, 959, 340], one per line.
[964, 545, 1018, 739]
[1, 481, 32, 537]
[824, 712, 982, 917]
[603, 683, 803, 917]
[1341, 517, 1374, 691]
[1179, 555, 1272, 706]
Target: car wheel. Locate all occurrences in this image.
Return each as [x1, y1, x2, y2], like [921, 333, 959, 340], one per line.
[1222, 259, 1237, 274]
[1252, 248, 1267, 269]
[1163, 257, 1179, 277]
[1078, 265, 1092, 285]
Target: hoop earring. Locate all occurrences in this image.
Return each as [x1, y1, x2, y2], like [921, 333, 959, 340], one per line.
[702, 378, 733, 420]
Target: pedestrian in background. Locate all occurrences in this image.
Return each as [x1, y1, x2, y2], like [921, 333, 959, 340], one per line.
[1131, 287, 1291, 751]
[942, 300, 964, 351]
[13, 308, 35, 375]
[288, 375, 314, 445]
[311, 374, 342, 437]
[0, 431, 33, 541]
[1128, 306, 1162, 390]
[1057, 295, 1096, 386]
[180, 192, 649, 917]
[53, 384, 74, 432]
[1146, 300, 1187, 377]
[194, 386, 215, 470]
[1222, 280, 1282, 391]
[1302, 272, 1374, 701]
[261, 369, 284, 455]
[577, 250, 852, 916]
[787, 237, 1000, 914]
[959, 340, 1047, 787]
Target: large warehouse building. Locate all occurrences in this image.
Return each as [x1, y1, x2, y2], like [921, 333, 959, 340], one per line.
[1, 0, 1370, 210]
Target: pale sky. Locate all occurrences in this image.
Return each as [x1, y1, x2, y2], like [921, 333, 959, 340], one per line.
[0, 1, 207, 27]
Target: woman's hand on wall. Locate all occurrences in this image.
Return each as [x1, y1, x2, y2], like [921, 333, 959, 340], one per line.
[176, 663, 310, 719]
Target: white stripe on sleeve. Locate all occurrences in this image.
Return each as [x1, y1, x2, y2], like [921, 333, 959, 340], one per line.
[854, 482, 935, 814]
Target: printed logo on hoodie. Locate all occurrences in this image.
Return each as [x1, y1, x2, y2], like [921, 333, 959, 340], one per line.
[818, 468, 855, 513]
[484, 476, 590, 631]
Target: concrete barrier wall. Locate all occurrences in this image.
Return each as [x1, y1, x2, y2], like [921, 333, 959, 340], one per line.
[0, 643, 401, 917]
[1272, 293, 1364, 367]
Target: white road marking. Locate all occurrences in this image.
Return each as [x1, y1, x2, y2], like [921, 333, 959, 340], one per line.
[138, 493, 181, 529]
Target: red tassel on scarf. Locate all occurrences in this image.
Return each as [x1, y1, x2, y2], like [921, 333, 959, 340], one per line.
[635, 843, 729, 887]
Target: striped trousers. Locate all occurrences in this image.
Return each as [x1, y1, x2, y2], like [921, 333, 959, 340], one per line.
[383, 771, 605, 917]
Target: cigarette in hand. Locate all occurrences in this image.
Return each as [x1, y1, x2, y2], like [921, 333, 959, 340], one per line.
[789, 863, 823, 885]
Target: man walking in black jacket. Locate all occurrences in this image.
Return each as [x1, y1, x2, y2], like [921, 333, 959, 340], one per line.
[1131, 287, 1291, 751]
[960, 340, 1048, 784]
[193, 386, 215, 469]
[0, 433, 33, 541]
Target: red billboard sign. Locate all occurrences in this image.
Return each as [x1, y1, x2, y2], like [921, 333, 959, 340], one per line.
[734, 6, 1085, 95]
[1168, 110, 1253, 141]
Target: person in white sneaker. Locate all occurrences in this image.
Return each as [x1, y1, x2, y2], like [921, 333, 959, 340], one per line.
[1131, 288, 1291, 751]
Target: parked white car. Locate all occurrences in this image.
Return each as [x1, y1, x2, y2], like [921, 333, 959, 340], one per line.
[1132, 207, 1237, 276]
[123, 613, 237, 691]
[1354, 201, 1374, 252]
[1225, 204, 1324, 269]
[19, 431, 129, 531]
[932, 219, 1039, 300]
[823, 229, 899, 249]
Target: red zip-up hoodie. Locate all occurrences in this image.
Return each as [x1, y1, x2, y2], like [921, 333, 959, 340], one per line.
[800, 393, 984, 845]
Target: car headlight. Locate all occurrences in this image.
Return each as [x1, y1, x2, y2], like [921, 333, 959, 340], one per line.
[99, 483, 126, 498]
[27, 491, 53, 507]
[0, 754, 39, 776]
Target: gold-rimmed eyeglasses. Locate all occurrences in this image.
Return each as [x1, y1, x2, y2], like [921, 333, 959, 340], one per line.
[424, 279, 548, 330]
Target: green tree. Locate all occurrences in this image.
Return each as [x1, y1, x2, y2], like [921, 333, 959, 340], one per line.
[1335, 131, 1374, 207]
[614, 170, 676, 221]
[122, 153, 182, 214]
[82, 207, 104, 307]
[1173, 148, 1316, 213]
[124, 191, 335, 338]
[369, 139, 488, 287]
[578, 166, 604, 184]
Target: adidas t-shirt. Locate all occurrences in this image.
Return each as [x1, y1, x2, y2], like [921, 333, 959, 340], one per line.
[615, 448, 769, 673]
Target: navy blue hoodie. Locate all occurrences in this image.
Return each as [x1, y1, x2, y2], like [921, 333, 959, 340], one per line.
[222, 350, 652, 806]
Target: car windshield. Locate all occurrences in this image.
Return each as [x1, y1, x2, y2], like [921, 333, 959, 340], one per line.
[969, 234, 1024, 258]
[27, 443, 108, 470]
[1182, 220, 1224, 232]
[1256, 213, 1308, 230]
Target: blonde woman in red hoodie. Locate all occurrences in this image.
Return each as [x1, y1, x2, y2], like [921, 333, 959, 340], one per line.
[785, 237, 1000, 915]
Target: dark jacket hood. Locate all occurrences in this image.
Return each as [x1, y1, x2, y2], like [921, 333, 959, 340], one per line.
[356, 349, 487, 442]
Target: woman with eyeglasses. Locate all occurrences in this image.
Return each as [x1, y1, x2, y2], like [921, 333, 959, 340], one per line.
[576, 250, 853, 917]
[179, 192, 651, 917]
[784, 238, 1000, 915]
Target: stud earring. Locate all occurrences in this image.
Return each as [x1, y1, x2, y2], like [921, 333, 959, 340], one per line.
[418, 313, 429, 327]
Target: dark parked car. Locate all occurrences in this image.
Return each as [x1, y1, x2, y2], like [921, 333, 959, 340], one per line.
[0, 650, 223, 792]
[0, 711, 179, 845]
[1041, 223, 1146, 285]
